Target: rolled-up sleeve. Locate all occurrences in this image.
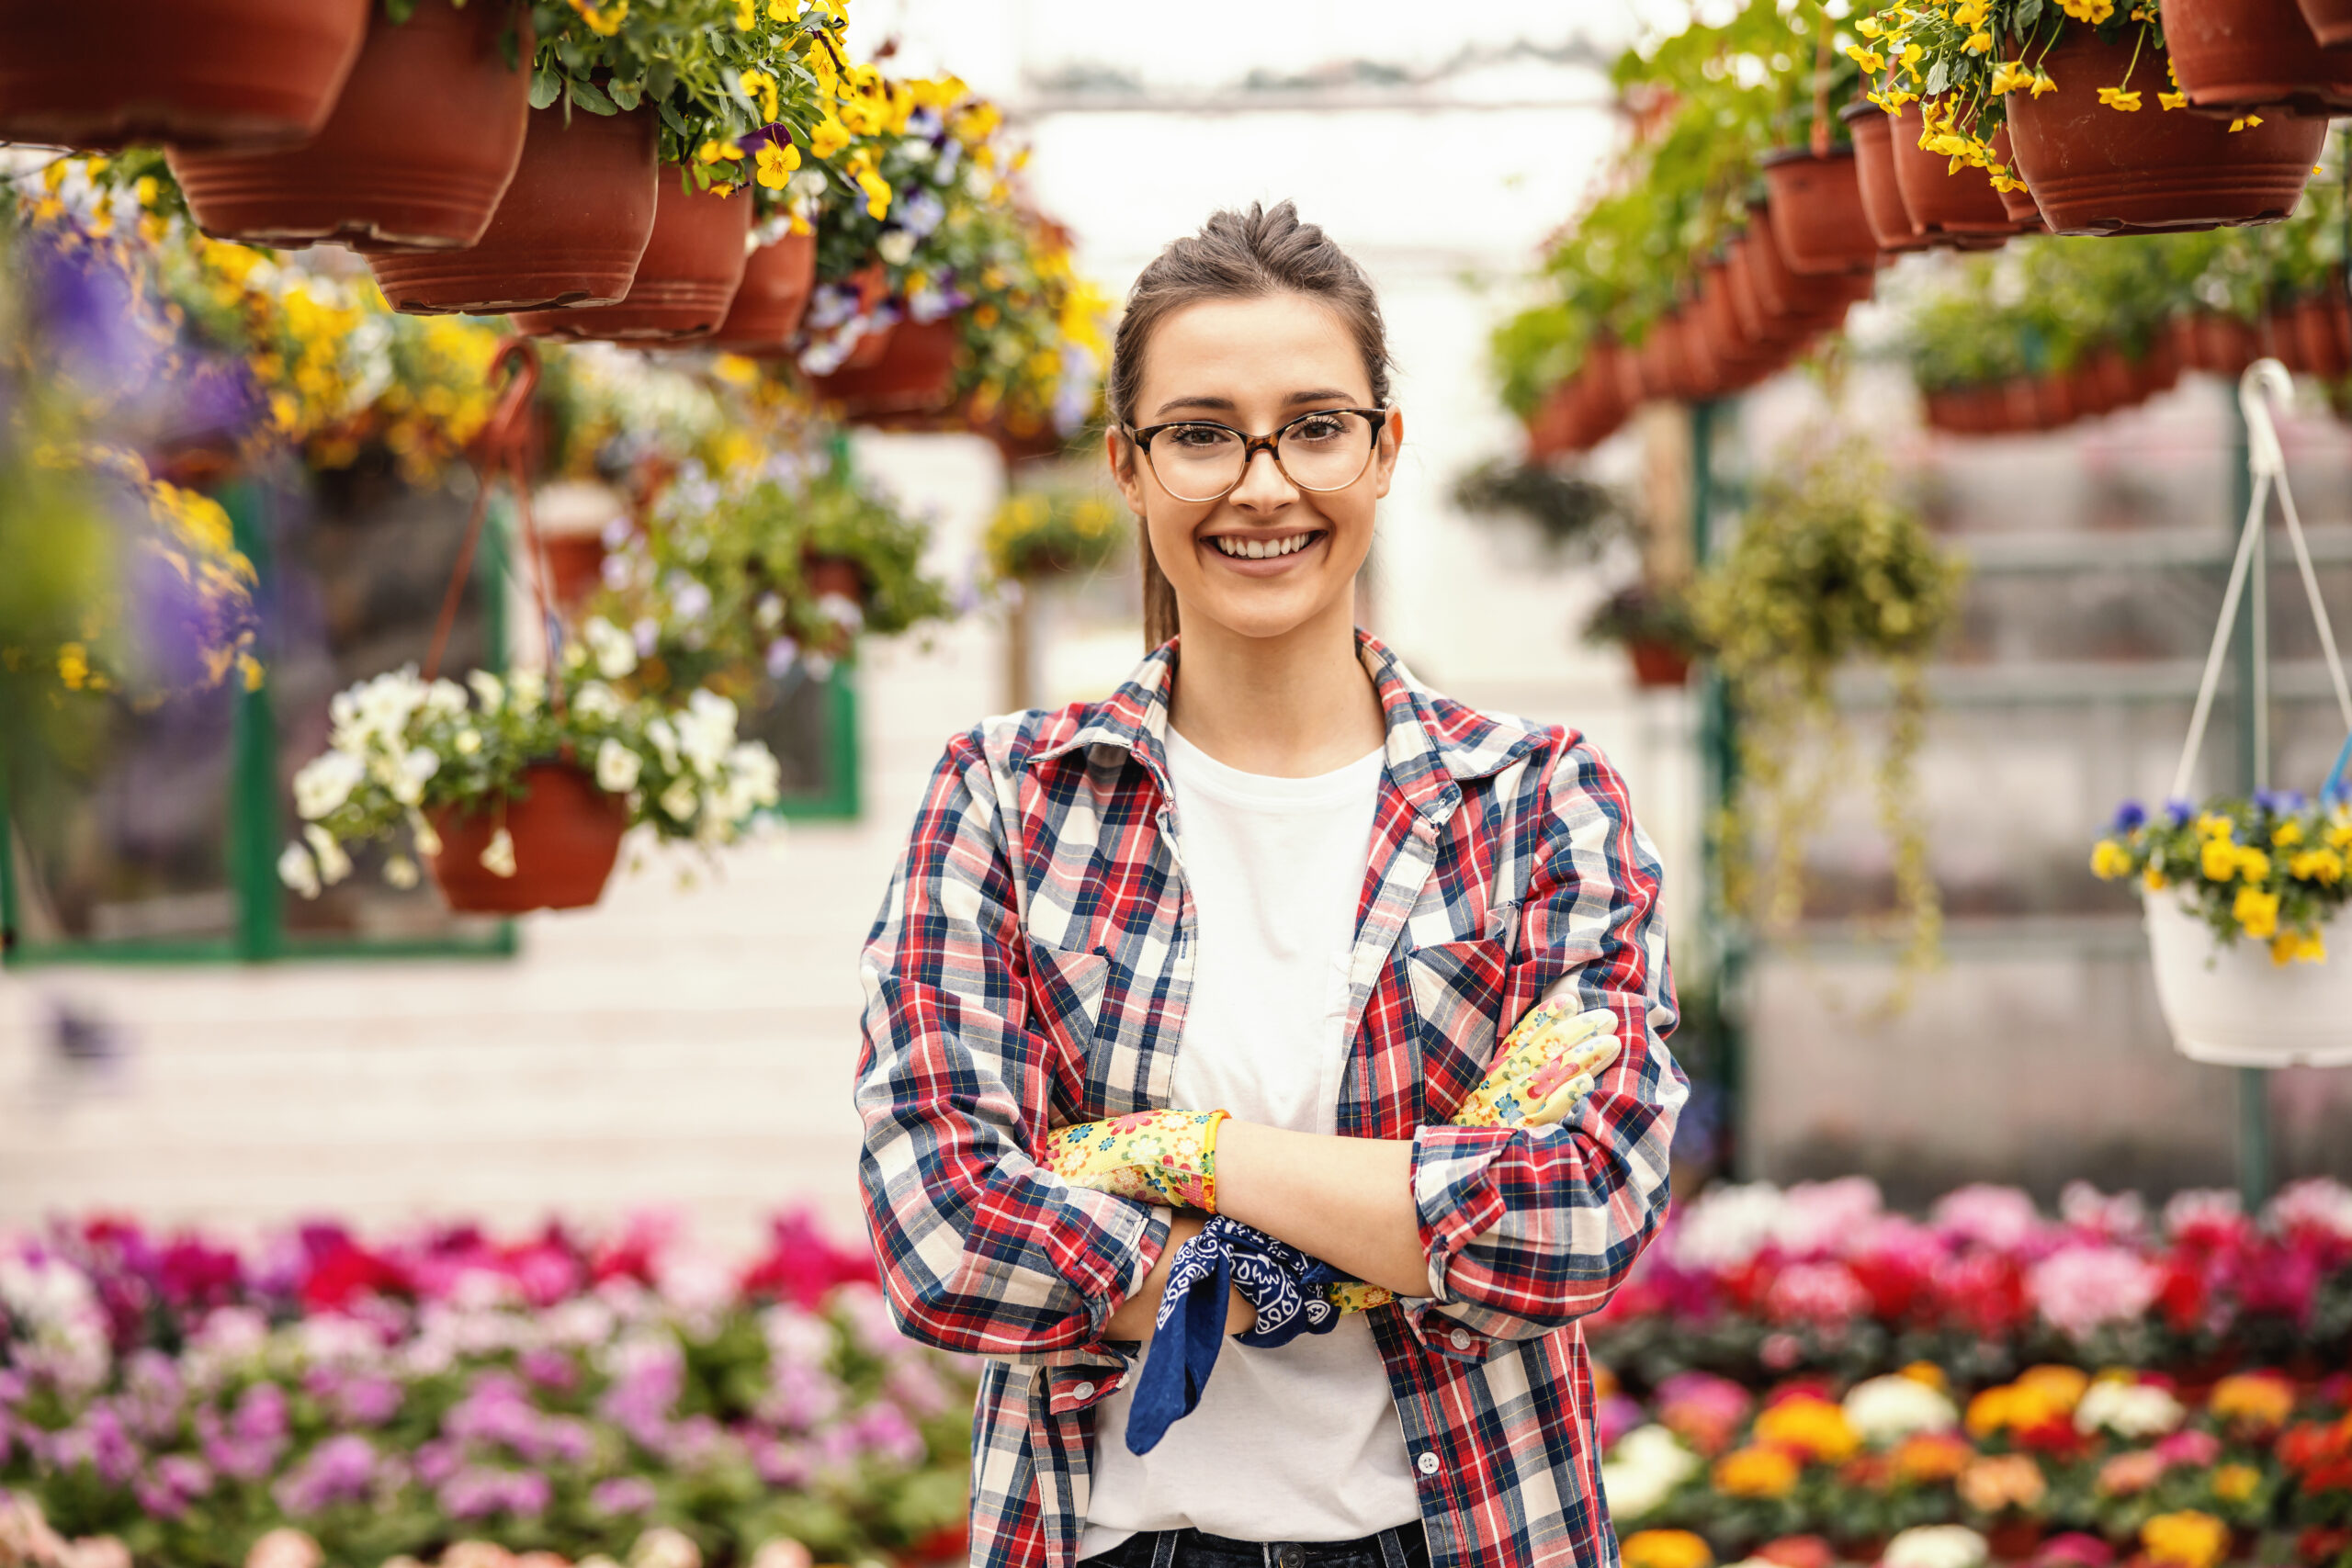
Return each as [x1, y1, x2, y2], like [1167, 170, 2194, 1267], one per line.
[853, 729, 1169, 1365]
[1406, 736, 1686, 1344]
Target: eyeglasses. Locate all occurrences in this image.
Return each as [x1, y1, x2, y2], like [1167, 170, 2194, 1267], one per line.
[1122, 406, 1388, 504]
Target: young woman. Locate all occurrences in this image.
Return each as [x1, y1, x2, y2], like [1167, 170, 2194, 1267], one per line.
[854, 202, 1685, 1568]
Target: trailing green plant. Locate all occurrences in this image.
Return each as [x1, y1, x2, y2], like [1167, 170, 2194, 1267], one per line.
[1693, 433, 1965, 997]
[1453, 458, 1631, 559]
[983, 487, 1124, 582]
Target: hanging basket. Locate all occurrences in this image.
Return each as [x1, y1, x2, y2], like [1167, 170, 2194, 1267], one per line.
[1888, 97, 2018, 242]
[2144, 893, 2352, 1067]
[1758, 145, 1881, 276]
[1987, 123, 2045, 231]
[513, 170, 752, 343]
[708, 231, 819, 355]
[368, 101, 657, 315]
[2298, 0, 2352, 43]
[169, 0, 532, 252]
[1742, 202, 1874, 322]
[2140, 361, 2352, 1068]
[1840, 101, 1934, 256]
[0, 0, 368, 151]
[2003, 31, 2326, 234]
[1625, 639, 1693, 689]
[809, 315, 961, 421]
[426, 761, 629, 914]
[2165, 0, 2352, 113]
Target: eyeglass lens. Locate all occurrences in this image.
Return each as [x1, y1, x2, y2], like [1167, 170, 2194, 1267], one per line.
[1148, 410, 1376, 502]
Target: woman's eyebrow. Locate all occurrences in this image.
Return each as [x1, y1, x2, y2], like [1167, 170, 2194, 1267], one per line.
[1148, 389, 1359, 418]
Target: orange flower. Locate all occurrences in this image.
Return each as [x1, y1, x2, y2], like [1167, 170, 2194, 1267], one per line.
[2210, 1372, 2294, 1436]
[2143, 1511, 2228, 1568]
[1623, 1531, 1715, 1568]
[1715, 1445, 1804, 1499]
[1960, 1454, 2049, 1513]
[1757, 1393, 1860, 1463]
[1895, 1432, 1976, 1484]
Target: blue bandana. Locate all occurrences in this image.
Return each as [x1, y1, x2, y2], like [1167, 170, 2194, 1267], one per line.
[1124, 1217, 1344, 1455]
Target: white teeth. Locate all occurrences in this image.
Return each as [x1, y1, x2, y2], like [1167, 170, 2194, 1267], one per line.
[1214, 533, 1314, 559]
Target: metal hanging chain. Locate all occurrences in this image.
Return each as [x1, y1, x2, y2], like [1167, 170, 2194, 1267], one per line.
[2170, 359, 2352, 803]
[422, 338, 568, 718]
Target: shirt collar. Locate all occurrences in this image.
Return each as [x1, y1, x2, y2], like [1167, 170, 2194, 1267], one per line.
[1030, 628, 1544, 824]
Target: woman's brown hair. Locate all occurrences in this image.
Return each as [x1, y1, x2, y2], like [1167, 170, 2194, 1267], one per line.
[1106, 200, 1394, 649]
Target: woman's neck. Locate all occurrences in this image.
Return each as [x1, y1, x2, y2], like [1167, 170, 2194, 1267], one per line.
[1165, 595, 1386, 777]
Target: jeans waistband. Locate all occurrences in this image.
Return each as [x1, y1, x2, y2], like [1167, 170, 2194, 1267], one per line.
[1088, 1521, 1430, 1568]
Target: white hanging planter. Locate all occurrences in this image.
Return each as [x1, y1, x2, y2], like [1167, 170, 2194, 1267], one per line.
[2134, 360, 2352, 1072]
[2143, 894, 2352, 1068]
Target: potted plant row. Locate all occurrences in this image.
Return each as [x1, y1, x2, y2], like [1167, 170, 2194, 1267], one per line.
[1857, 0, 2328, 239]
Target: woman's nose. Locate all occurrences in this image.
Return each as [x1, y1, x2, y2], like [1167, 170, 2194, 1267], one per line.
[1228, 445, 1296, 511]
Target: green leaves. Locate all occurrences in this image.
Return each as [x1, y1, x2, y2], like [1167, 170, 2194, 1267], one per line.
[565, 75, 617, 115]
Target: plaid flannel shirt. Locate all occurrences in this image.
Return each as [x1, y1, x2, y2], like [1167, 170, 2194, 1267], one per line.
[854, 630, 1685, 1568]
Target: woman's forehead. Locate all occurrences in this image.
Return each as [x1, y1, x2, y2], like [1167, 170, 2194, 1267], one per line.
[1137, 293, 1369, 409]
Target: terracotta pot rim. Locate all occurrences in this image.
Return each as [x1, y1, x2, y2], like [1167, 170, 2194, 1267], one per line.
[1759, 141, 1857, 167]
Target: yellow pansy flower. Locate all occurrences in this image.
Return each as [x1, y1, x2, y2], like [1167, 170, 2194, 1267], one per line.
[2098, 87, 2143, 111]
[1847, 44, 1887, 72]
[2159, 91, 2187, 109]
[2230, 114, 2264, 130]
[1991, 60, 2034, 94]
[2273, 820, 2304, 848]
[2233, 886, 2279, 940]
[739, 69, 779, 123]
[754, 141, 800, 189]
[2290, 847, 2344, 886]
[2235, 846, 2271, 882]
[733, 0, 753, 25]
[2031, 70, 2058, 96]
[1964, 28, 1994, 52]
[2201, 836, 2240, 882]
[2196, 812, 2236, 840]
[2144, 865, 2168, 893]
[2092, 840, 2133, 880]
[2268, 930, 2326, 965]
[696, 139, 744, 166]
[855, 165, 891, 218]
[808, 116, 850, 159]
[568, 0, 628, 35]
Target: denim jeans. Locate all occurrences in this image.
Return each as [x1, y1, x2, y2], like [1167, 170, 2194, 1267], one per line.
[1079, 1523, 1431, 1568]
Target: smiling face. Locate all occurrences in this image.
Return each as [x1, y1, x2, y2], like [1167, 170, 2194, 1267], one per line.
[1108, 291, 1401, 647]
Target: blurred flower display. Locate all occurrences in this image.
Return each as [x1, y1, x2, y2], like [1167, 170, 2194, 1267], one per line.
[0, 1211, 968, 1568]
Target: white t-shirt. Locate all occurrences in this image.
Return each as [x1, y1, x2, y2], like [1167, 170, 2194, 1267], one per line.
[1080, 725, 1420, 1555]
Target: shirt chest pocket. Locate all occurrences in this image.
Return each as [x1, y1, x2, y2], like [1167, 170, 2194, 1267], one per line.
[1401, 901, 1520, 1119]
[1023, 938, 1148, 1120]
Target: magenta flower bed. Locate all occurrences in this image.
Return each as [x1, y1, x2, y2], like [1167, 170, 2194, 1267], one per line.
[0, 1210, 972, 1568]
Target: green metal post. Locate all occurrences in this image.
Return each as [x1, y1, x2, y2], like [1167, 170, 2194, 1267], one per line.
[2223, 386, 2271, 1210]
[1690, 398, 1748, 1178]
[226, 483, 283, 963]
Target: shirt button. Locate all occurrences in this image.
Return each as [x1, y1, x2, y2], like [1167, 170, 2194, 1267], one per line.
[1449, 1328, 1474, 1350]
[1072, 1382, 1095, 1400]
[1417, 1450, 1442, 1477]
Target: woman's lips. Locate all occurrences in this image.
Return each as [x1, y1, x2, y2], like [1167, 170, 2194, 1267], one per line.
[1198, 530, 1328, 577]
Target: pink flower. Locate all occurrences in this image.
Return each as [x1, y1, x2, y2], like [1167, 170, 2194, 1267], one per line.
[1766, 1261, 1871, 1327]
[1932, 1185, 2046, 1252]
[2154, 1429, 2221, 1468]
[2028, 1246, 2162, 1339]
[2096, 1450, 2167, 1496]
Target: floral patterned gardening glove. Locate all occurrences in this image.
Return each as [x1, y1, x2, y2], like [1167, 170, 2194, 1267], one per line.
[1043, 1107, 1230, 1213]
[1326, 998, 1623, 1314]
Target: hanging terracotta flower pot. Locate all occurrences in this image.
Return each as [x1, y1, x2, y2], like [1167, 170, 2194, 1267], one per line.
[1528, 342, 1632, 457]
[1613, 336, 1653, 408]
[1758, 144, 1880, 275]
[809, 315, 961, 420]
[1889, 97, 2018, 242]
[1744, 202, 1875, 322]
[169, 0, 532, 252]
[0, 0, 369, 151]
[1840, 101, 1934, 256]
[426, 761, 628, 914]
[2297, 0, 2352, 44]
[708, 231, 819, 355]
[2164, 0, 2352, 114]
[2299, 286, 2352, 378]
[1524, 378, 1589, 461]
[2004, 30, 2326, 234]
[369, 102, 657, 315]
[1696, 261, 1782, 389]
[1725, 237, 1798, 347]
[1922, 387, 1974, 434]
[514, 171, 752, 343]
[1625, 639, 1693, 688]
[1986, 123, 2045, 231]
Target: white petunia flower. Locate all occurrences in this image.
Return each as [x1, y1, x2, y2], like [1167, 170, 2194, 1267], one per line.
[2075, 1378, 2184, 1438]
[480, 827, 517, 878]
[384, 855, 420, 889]
[595, 738, 642, 795]
[467, 670, 504, 711]
[660, 778, 699, 823]
[1883, 1528, 1987, 1568]
[408, 811, 442, 859]
[573, 681, 621, 723]
[507, 669, 546, 712]
[454, 728, 481, 756]
[277, 842, 321, 898]
[303, 825, 352, 886]
[1844, 1374, 1960, 1445]
[876, 230, 917, 266]
[292, 751, 365, 820]
[582, 616, 639, 681]
[1600, 1425, 1697, 1521]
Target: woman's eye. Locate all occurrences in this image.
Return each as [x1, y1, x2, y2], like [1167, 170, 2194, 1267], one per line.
[1168, 425, 1234, 449]
[1291, 416, 1346, 443]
